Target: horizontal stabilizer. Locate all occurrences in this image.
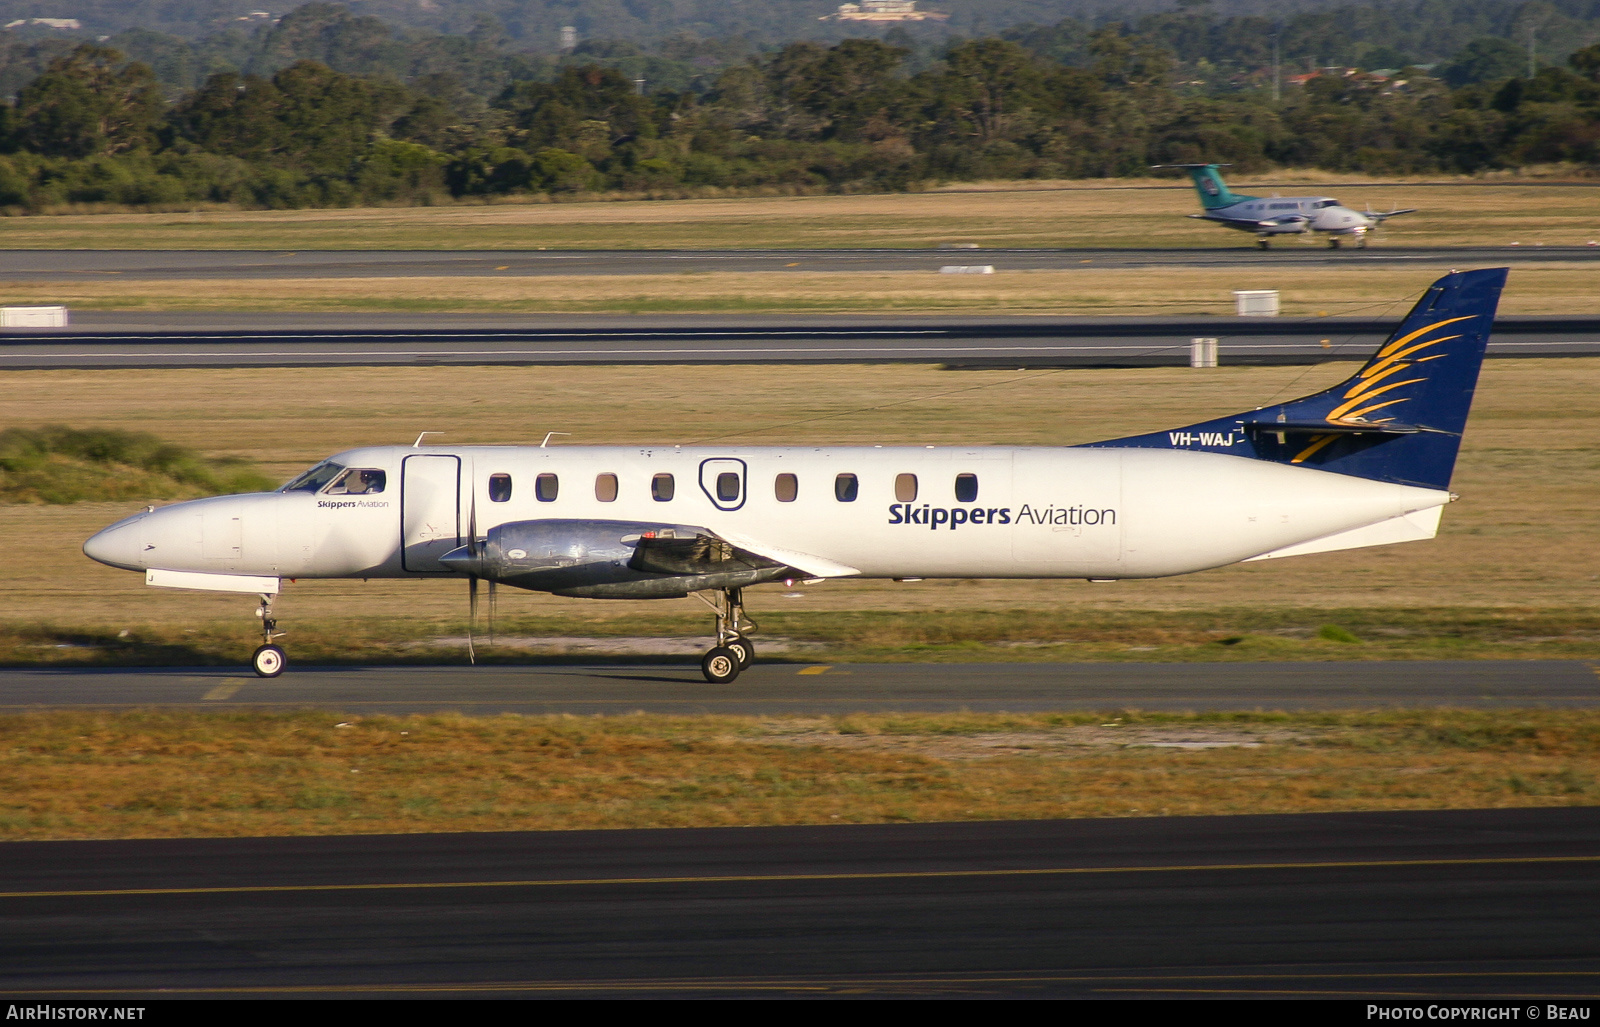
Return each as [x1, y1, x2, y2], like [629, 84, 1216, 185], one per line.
[1243, 420, 1425, 436]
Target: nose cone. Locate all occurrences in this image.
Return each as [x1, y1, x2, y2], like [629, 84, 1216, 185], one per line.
[84, 512, 148, 571]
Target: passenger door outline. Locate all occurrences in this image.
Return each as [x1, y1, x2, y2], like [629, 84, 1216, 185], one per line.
[401, 454, 462, 572]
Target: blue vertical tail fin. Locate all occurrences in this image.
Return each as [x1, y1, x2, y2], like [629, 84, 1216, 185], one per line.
[1085, 268, 1509, 491]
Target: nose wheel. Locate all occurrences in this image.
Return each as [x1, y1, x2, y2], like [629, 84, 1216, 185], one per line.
[252, 593, 287, 677]
[695, 587, 757, 683]
[252, 643, 286, 678]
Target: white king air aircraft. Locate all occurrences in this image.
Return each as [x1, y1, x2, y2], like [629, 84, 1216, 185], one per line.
[85, 268, 1506, 684]
[1154, 163, 1416, 249]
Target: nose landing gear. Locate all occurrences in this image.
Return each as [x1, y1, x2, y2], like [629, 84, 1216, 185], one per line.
[696, 587, 756, 683]
[251, 593, 286, 678]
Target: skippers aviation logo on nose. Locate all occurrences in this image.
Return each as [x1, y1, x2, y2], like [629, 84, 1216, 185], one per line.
[1290, 315, 1477, 465]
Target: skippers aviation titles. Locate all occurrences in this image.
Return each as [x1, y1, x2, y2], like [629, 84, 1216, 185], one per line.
[86, 268, 1507, 683]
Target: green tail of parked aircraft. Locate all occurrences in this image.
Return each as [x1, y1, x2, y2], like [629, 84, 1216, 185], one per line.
[1153, 164, 1416, 249]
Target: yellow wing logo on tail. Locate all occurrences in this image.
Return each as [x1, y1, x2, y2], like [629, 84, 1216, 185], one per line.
[1289, 316, 1478, 465]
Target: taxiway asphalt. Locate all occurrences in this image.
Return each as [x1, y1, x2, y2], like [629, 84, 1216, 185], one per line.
[3, 246, 1598, 279]
[2, 807, 1598, 997]
[4, 660, 1596, 715]
[2, 316, 1596, 369]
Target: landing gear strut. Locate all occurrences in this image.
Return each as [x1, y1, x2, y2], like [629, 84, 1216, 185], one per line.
[1328, 236, 1342, 249]
[251, 593, 286, 678]
[1256, 236, 1271, 250]
[696, 587, 756, 683]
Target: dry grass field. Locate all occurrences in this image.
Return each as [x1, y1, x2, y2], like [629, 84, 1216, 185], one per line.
[5, 265, 1599, 316]
[1, 358, 1594, 664]
[2, 708, 1597, 841]
[1, 179, 1598, 251]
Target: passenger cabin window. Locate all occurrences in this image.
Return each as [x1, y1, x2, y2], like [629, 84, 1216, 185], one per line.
[652, 472, 675, 501]
[488, 473, 512, 502]
[774, 473, 798, 503]
[895, 473, 917, 502]
[325, 468, 385, 495]
[955, 473, 979, 503]
[280, 461, 345, 493]
[595, 473, 618, 502]
[716, 472, 740, 503]
[535, 473, 558, 502]
[835, 473, 858, 503]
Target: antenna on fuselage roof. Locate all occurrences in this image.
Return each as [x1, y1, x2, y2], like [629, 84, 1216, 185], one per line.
[540, 432, 571, 448]
[413, 432, 446, 448]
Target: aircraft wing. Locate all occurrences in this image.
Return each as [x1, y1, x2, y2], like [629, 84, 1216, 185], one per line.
[1189, 212, 1307, 229]
[712, 529, 863, 579]
[1368, 208, 1418, 221]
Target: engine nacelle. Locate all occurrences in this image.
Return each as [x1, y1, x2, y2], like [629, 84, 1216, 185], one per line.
[439, 519, 790, 599]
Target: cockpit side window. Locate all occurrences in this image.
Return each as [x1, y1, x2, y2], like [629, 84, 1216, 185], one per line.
[280, 461, 346, 493]
[324, 468, 386, 495]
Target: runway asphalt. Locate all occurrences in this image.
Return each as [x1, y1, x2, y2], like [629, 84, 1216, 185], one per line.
[2, 807, 1598, 997]
[2, 316, 1596, 369]
[2, 246, 1597, 279]
[5, 660, 1596, 715]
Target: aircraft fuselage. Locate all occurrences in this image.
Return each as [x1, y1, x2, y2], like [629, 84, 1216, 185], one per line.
[85, 443, 1449, 587]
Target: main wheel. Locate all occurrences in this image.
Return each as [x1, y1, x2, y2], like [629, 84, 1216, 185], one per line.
[702, 646, 741, 684]
[726, 635, 755, 669]
[1328, 237, 1342, 249]
[252, 644, 286, 678]
[1256, 238, 1270, 250]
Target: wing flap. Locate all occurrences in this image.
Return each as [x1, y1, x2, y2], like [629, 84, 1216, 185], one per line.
[713, 530, 863, 579]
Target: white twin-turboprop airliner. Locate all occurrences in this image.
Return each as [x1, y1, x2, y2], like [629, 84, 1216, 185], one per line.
[85, 268, 1507, 683]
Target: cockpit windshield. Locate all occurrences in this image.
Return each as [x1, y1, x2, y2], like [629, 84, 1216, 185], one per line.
[280, 461, 346, 493]
[326, 468, 386, 495]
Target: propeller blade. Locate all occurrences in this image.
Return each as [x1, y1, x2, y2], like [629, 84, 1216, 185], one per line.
[488, 579, 497, 647]
[468, 574, 478, 665]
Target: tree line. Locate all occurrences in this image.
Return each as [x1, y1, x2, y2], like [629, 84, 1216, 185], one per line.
[0, 4, 1598, 211]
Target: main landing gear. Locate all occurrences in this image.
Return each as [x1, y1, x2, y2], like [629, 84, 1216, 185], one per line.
[251, 593, 286, 678]
[1256, 236, 1271, 249]
[695, 587, 756, 684]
